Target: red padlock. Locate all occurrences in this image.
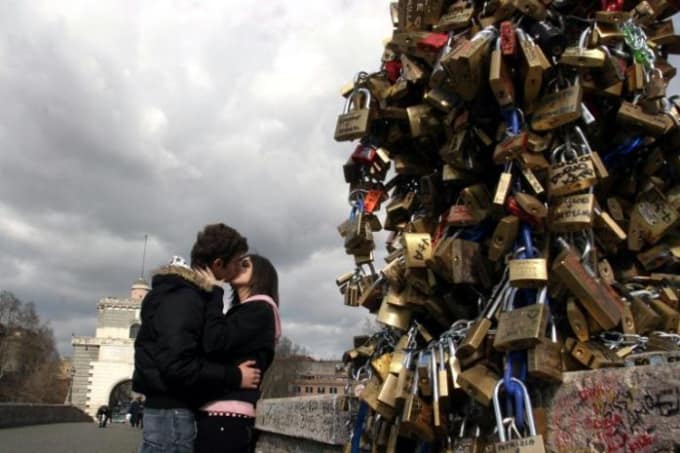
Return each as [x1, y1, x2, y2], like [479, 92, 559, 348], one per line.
[384, 60, 402, 84]
[506, 196, 540, 228]
[417, 33, 449, 52]
[601, 0, 623, 11]
[363, 190, 384, 214]
[500, 21, 516, 57]
[351, 144, 377, 165]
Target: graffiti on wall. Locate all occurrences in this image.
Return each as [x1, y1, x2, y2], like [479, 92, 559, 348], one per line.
[548, 368, 680, 453]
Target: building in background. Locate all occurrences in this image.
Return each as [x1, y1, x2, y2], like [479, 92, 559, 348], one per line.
[290, 358, 348, 396]
[70, 279, 149, 418]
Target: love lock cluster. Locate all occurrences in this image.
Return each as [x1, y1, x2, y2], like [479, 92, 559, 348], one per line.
[333, 1, 680, 452]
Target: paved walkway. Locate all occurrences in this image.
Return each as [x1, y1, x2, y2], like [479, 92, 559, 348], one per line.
[0, 422, 142, 453]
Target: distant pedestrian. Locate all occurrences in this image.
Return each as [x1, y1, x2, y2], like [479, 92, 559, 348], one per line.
[129, 399, 141, 428]
[96, 405, 111, 428]
[129, 397, 143, 428]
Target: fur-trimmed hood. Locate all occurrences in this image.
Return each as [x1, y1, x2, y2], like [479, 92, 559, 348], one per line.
[152, 265, 215, 292]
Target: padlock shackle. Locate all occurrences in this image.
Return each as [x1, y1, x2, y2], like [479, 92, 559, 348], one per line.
[578, 26, 592, 49]
[492, 377, 537, 442]
[343, 87, 372, 114]
[573, 125, 593, 154]
[411, 353, 426, 394]
[501, 286, 519, 312]
[430, 349, 439, 400]
[473, 25, 499, 43]
[511, 245, 540, 260]
[486, 283, 512, 319]
[550, 141, 580, 163]
[537, 286, 548, 305]
[437, 341, 447, 370]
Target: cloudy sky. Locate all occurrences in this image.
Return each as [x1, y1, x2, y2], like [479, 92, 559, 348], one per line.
[2, 3, 680, 360]
[0, 0, 393, 358]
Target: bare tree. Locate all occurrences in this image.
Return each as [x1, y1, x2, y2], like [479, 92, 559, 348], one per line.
[0, 290, 65, 403]
[260, 336, 309, 399]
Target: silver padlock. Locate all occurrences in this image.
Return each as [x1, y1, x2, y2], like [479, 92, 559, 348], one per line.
[492, 378, 546, 452]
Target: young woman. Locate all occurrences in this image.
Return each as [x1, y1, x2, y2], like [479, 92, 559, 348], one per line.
[195, 254, 282, 453]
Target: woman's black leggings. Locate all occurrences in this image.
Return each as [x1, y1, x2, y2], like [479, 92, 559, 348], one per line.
[194, 413, 256, 453]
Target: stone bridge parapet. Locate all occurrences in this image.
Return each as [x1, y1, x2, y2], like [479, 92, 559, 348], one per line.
[254, 362, 680, 452]
[0, 404, 92, 429]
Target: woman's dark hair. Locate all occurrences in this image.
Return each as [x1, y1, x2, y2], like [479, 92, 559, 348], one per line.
[190, 223, 248, 268]
[231, 254, 279, 307]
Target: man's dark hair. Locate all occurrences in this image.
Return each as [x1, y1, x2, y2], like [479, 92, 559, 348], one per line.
[231, 254, 279, 307]
[190, 223, 248, 268]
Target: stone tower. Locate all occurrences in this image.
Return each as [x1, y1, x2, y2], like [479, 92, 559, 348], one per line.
[70, 278, 150, 417]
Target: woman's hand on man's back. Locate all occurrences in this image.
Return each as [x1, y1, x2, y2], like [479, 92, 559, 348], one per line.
[238, 360, 261, 389]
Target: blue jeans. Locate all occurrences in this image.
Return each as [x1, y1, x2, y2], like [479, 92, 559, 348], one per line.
[139, 408, 196, 453]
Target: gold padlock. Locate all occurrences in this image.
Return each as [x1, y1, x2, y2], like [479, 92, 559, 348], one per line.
[559, 27, 605, 68]
[528, 336, 563, 383]
[512, 0, 546, 20]
[457, 363, 500, 407]
[377, 299, 412, 331]
[434, 2, 474, 32]
[400, 364, 435, 442]
[517, 28, 548, 108]
[403, 233, 433, 268]
[552, 249, 622, 330]
[458, 281, 507, 357]
[335, 85, 372, 142]
[548, 153, 597, 198]
[629, 191, 679, 245]
[508, 258, 548, 288]
[566, 298, 590, 342]
[361, 375, 396, 420]
[594, 10, 631, 25]
[371, 353, 393, 382]
[451, 239, 483, 285]
[461, 183, 492, 222]
[648, 298, 680, 332]
[630, 296, 663, 334]
[489, 38, 515, 107]
[494, 293, 550, 351]
[377, 373, 400, 414]
[531, 82, 583, 131]
[515, 192, 548, 219]
[397, 0, 444, 30]
[617, 101, 674, 135]
[445, 27, 497, 101]
[407, 104, 441, 138]
[447, 203, 478, 227]
[548, 193, 595, 233]
[489, 215, 520, 262]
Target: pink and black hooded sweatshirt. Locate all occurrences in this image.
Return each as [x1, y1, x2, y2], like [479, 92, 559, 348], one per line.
[201, 293, 282, 406]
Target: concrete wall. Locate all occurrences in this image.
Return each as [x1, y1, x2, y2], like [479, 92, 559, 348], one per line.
[254, 363, 680, 453]
[544, 363, 680, 453]
[255, 395, 346, 453]
[0, 404, 92, 429]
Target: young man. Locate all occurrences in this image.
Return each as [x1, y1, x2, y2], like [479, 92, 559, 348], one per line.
[133, 223, 259, 453]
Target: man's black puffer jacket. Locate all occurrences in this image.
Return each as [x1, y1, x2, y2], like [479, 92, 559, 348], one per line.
[132, 265, 241, 409]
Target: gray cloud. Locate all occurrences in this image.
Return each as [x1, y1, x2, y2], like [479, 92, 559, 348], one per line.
[0, 0, 392, 358]
[4, 3, 678, 360]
